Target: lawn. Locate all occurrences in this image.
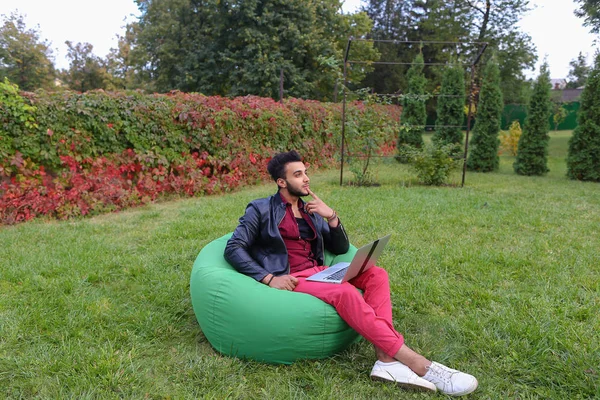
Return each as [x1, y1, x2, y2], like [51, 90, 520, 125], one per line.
[1, 131, 598, 399]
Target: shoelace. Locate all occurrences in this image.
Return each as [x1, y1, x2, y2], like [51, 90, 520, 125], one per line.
[428, 364, 455, 385]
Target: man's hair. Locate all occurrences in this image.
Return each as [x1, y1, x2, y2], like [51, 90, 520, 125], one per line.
[267, 150, 302, 181]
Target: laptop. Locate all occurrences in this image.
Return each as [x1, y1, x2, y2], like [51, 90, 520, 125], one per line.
[306, 234, 391, 284]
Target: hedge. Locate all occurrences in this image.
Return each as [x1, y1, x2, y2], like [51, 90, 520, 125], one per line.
[0, 85, 400, 224]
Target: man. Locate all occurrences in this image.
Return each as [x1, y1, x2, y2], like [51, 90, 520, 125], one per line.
[224, 150, 478, 396]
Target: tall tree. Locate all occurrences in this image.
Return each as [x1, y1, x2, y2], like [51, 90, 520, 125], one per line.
[567, 53, 600, 181]
[575, 0, 600, 33]
[467, 57, 503, 172]
[566, 52, 590, 89]
[362, 0, 536, 105]
[0, 12, 55, 91]
[63, 41, 108, 92]
[397, 51, 427, 155]
[104, 24, 143, 90]
[513, 62, 552, 176]
[433, 63, 465, 149]
[130, 0, 374, 99]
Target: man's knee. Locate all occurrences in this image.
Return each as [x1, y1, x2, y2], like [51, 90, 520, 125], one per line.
[366, 266, 389, 282]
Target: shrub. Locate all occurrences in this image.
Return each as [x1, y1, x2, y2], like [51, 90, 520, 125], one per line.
[345, 91, 399, 186]
[401, 142, 462, 186]
[467, 59, 503, 172]
[567, 53, 600, 182]
[499, 121, 522, 156]
[0, 87, 400, 224]
[433, 63, 465, 152]
[397, 52, 427, 162]
[514, 62, 552, 176]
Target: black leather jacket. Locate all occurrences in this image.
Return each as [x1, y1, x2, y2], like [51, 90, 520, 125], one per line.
[224, 192, 350, 282]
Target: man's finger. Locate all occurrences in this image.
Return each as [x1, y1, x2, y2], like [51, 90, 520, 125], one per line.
[307, 189, 319, 200]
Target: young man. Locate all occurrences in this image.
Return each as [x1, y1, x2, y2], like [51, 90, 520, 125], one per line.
[224, 151, 478, 396]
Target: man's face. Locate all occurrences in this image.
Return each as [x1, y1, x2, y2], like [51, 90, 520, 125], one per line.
[279, 161, 310, 197]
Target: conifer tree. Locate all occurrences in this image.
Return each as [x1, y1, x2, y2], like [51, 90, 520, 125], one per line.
[467, 58, 503, 172]
[567, 53, 600, 181]
[398, 53, 427, 149]
[433, 63, 465, 149]
[513, 62, 552, 175]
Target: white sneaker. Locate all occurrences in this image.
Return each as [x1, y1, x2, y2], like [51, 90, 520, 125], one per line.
[370, 361, 437, 392]
[422, 361, 478, 396]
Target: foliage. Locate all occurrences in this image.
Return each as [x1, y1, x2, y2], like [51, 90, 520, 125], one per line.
[345, 90, 400, 185]
[397, 52, 427, 162]
[433, 63, 465, 151]
[0, 88, 399, 224]
[552, 103, 568, 131]
[566, 52, 590, 89]
[499, 120, 522, 156]
[401, 142, 462, 185]
[575, 0, 600, 33]
[62, 41, 109, 92]
[0, 78, 38, 163]
[567, 54, 600, 182]
[362, 0, 536, 106]
[104, 24, 143, 90]
[129, 0, 376, 99]
[0, 12, 55, 91]
[514, 62, 552, 176]
[467, 59, 503, 172]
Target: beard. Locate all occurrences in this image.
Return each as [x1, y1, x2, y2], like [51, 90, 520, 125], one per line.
[285, 180, 308, 197]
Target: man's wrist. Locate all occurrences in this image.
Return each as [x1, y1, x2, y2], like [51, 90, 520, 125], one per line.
[262, 274, 274, 285]
[326, 209, 337, 221]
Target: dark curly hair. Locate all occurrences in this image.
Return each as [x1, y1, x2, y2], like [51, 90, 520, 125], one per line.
[267, 150, 302, 181]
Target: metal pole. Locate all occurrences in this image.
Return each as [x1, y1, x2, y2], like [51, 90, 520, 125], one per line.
[461, 64, 477, 187]
[279, 68, 284, 103]
[340, 39, 352, 186]
[340, 60, 348, 186]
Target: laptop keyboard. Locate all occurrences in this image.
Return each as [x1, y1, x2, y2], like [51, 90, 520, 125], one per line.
[325, 267, 348, 281]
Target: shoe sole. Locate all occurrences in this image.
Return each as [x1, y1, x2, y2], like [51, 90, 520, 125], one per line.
[443, 380, 478, 396]
[371, 375, 437, 392]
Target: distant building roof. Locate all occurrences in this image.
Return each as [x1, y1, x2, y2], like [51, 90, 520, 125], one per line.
[550, 78, 567, 90]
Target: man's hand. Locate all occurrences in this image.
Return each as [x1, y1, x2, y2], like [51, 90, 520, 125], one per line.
[305, 189, 334, 218]
[305, 189, 338, 227]
[269, 275, 298, 291]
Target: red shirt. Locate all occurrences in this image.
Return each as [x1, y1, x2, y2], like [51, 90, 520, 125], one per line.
[278, 193, 318, 274]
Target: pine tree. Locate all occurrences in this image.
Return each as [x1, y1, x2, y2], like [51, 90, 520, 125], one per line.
[397, 52, 427, 159]
[513, 62, 552, 176]
[467, 58, 503, 172]
[566, 53, 600, 181]
[433, 63, 465, 148]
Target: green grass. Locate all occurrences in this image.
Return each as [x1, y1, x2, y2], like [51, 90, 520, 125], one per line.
[1, 131, 599, 399]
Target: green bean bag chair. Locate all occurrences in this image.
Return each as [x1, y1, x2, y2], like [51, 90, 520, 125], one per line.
[190, 233, 360, 364]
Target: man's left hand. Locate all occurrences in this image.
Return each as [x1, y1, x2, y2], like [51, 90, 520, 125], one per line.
[305, 189, 334, 218]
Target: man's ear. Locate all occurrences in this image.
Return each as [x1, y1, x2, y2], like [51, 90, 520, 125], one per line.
[277, 178, 286, 189]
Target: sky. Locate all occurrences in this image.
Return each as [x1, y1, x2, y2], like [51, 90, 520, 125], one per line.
[1, 0, 597, 79]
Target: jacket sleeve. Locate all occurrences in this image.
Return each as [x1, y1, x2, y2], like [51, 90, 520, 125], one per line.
[322, 219, 350, 255]
[224, 203, 270, 282]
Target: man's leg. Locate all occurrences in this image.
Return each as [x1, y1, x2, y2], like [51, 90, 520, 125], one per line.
[292, 267, 478, 395]
[292, 268, 405, 359]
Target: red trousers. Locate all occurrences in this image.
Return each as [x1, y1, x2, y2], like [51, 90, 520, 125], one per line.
[292, 266, 405, 357]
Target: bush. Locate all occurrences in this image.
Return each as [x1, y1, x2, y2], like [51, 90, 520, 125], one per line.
[514, 62, 552, 176]
[345, 91, 399, 186]
[0, 87, 400, 224]
[397, 53, 427, 162]
[401, 142, 462, 186]
[499, 121, 522, 156]
[467, 59, 503, 172]
[433, 63, 465, 152]
[567, 53, 600, 181]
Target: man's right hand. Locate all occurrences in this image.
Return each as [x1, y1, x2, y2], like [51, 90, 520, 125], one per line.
[269, 275, 298, 291]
